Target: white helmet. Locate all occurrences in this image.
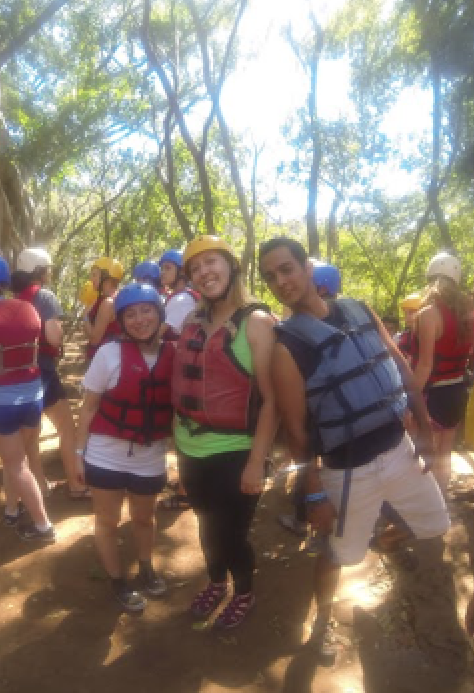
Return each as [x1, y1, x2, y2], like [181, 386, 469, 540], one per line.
[17, 247, 52, 273]
[426, 251, 461, 285]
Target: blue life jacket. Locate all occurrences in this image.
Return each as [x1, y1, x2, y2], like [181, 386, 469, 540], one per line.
[276, 298, 407, 455]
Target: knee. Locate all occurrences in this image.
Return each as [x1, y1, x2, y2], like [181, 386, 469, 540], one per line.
[95, 512, 121, 532]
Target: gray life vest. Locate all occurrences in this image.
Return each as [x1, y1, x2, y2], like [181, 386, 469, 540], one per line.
[276, 298, 407, 455]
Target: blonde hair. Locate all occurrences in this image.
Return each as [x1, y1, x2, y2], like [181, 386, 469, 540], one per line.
[422, 277, 473, 341]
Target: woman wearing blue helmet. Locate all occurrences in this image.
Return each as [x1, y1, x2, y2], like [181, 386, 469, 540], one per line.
[158, 249, 199, 340]
[75, 282, 175, 612]
[133, 260, 162, 293]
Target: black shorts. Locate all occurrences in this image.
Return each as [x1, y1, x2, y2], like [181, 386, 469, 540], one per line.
[426, 382, 469, 429]
[84, 462, 167, 496]
[41, 369, 67, 409]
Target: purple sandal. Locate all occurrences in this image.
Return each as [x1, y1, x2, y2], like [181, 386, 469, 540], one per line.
[190, 582, 228, 618]
[215, 593, 255, 628]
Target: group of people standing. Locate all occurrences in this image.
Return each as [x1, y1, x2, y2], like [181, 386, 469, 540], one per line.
[1, 236, 473, 658]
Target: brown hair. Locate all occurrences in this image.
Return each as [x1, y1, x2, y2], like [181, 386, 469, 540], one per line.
[422, 277, 473, 342]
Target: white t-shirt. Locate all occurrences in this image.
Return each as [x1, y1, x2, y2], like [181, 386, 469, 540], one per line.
[165, 291, 197, 334]
[83, 342, 168, 476]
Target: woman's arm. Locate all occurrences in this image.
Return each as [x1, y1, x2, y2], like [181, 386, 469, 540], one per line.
[241, 311, 278, 494]
[412, 306, 437, 391]
[44, 318, 63, 348]
[75, 389, 102, 484]
[85, 298, 115, 345]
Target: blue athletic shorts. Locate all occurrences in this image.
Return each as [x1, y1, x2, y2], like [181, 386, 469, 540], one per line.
[0, 400, 43, 435]
[41, 369, 67, 409]
[84, 462, 167, 496]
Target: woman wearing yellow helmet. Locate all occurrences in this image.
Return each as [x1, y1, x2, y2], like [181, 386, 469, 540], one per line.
[84, 257, 124, 360]
[172, 235, 277, 628]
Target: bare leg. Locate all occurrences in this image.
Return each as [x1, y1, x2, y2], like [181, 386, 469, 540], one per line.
[3, 464, 19, 515]
[0, 430, 50, 525]
[432, 428, 456, 497]
[91, 487, 125, 578]
[313, 552, 341, 625]
[128, 493, 157, 562]
[23, 423, 49, 496]
[45, 398, 87, 494]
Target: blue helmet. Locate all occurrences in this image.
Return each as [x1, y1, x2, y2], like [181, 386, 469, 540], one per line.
[159, 249, 183, 268]
[0, 257, 11, 286]
[313, 261, 341, 297]
[133, 260, 161, 282]
[115, 282, 165, 320]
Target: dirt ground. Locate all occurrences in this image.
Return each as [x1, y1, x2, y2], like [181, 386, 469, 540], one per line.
[1, 334, 474, 693]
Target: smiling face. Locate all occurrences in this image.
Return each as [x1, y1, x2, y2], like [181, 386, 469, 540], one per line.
[121, 302, 160, 341]
[259, 245, 312, 308]
[187, 250, 233, 301]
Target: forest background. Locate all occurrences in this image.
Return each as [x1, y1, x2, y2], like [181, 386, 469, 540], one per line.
[0, 0, 473, 316]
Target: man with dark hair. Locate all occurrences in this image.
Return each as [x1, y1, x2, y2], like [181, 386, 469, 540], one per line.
[259, 237, 449, 663]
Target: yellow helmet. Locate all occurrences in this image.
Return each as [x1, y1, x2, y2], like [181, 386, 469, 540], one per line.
[92, 257, 124, 281]
[400, 291, 423, 311]
[183, 236, 238, 276]
[79, 280, 98, 308]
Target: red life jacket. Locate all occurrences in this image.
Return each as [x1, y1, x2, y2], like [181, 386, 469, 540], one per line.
[0, 298, 41, 386]
[18, 284, 62, 359]
[89, 339, 175, 445]
[172, 303, 268, 434]
[413, 300, 473, 386]
[86, 295, 122, 360]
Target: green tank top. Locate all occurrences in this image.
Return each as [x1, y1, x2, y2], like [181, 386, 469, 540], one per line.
[174, 317, 253, 458]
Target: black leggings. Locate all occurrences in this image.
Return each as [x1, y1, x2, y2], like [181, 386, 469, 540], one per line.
[179, 450, 260, 595]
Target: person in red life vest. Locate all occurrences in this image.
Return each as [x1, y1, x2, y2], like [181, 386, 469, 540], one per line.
[11, 248, 89, 500]
[75, 283, 174, 613]
[158, 249, 199, 340]
[172, 235, 276, 628]
[84, 256, 124, 360]
[157, 250, 199, 509]
[412, 252, 474, 496]
[0, 257, 55, 541]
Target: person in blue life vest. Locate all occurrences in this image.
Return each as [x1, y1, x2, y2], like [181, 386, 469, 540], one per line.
[259, 237, 449, 664]
[278, 260, 342, 538]
[411, 252, 474, 497]
[158, 249, 200, 341]
[172, 235, 276, 628]
[75, 283, 174, 613]
[11, 247, 89, 500]
[0, 256, 56, 541]
[84, 256, 124, 361]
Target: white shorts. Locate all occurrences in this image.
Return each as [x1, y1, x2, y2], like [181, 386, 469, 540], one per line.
[320, 434, 450, 566]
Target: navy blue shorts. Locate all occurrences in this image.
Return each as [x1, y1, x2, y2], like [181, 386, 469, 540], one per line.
[84, 462, 167, 496]
[0, 401, 43, 435]
[41, 369, 67, 409]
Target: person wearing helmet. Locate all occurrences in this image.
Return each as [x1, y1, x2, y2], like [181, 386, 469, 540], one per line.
[172, 235, 276, 628]
[278, 260, 341, 538]
[0, 257, 56, 542]
[259, 237, 448, 663]
[11, 248, 88, 499]
[397, 291, 423, 363]
[84, 257, 124, 360]
[133, 260, 162, 292]
[158, 249, 199, 340]
[412, 251, 474, 495]
[75, 283, 174, 613]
